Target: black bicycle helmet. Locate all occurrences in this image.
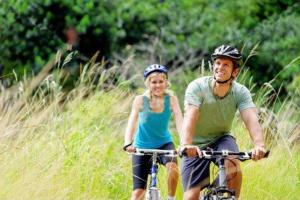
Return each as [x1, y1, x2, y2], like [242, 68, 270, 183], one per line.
[211, 45, 242, 62]
[143, 64, 168, 79]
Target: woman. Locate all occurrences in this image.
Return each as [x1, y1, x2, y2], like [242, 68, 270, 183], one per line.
[124, 64, 183, 200]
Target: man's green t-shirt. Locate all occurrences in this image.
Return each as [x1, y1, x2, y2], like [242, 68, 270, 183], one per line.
[184, 76, 255, 148]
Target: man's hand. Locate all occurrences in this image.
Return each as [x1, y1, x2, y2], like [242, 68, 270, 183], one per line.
[251, 145, 266, 161]
[179, 145, 202, 157]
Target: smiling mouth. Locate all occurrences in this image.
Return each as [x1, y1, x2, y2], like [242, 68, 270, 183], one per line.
[216, 72, 225, 76]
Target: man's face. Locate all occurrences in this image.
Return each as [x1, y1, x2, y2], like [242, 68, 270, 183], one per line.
[213, 57, 238, 82]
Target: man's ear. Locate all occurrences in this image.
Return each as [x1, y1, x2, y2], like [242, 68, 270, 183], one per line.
[232, 68, 239, 79]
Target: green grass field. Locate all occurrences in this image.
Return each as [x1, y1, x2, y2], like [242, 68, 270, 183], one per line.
[0, 64, 299, 199]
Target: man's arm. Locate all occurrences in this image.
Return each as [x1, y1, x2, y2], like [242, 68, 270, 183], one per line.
[240, 107, 266, 160]
[181, 104, 202, 157]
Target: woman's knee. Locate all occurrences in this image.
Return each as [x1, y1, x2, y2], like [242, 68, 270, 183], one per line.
[131, 189, 145, 200]
[166, 162, 179, 175]
[166, 162, 178, 170]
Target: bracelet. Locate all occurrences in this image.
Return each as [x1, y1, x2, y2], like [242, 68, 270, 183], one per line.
[123, 142, 133, 151]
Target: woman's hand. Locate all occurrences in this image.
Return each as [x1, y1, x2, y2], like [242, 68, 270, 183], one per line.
[123, 143, 135, 153]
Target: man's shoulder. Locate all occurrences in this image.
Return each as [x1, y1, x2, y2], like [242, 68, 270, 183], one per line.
[188, 76, 212, 87]
[186, 76, 212, 94]
[232, 81, 255, 109]
[232, 81, 250, 93]
[232, 81, 253, 102]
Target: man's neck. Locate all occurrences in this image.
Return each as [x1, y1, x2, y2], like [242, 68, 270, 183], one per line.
[212, 79, 232, 98]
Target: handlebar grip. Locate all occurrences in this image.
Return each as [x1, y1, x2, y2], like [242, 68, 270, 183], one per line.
[248, 150, 270, 158]
[123, 143, 133, 151]
[264, 150, 270, 158]
[178, 147, 187, 158]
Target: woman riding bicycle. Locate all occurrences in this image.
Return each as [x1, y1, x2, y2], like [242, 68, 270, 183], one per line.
[124, 64, 183, 200]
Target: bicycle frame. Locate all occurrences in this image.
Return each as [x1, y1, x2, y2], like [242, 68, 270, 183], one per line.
[147, 152, 160, 200]
[133, 148, 177, 200]
[202, 155, 236, 200]
[200, 150, 269, 200]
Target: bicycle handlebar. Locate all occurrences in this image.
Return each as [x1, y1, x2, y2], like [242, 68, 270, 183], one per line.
[179, 148, 270, 161]
[131, 148, 178, 157]
[128, 148, 270, 160]
[202, 149, 270, 160]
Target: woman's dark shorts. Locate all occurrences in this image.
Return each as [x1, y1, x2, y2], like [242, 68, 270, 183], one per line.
[132, 142, 177, 190]
[181, 135, 239, 191]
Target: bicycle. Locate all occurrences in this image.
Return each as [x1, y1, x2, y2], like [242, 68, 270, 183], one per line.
[179, 149, 270, 200]
[132, 148, 178, 200]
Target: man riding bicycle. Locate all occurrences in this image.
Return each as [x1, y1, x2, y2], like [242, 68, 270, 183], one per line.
[180, 45, 267, 200]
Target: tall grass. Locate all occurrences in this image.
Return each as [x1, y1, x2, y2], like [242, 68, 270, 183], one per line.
[0, 52, 299, 199]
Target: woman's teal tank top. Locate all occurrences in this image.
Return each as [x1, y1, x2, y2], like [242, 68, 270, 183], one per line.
[134, 95, 172, 148]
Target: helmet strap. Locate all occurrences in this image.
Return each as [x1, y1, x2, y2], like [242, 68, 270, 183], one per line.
[213, 68, 236, 84]
[214, 76, 232, 84]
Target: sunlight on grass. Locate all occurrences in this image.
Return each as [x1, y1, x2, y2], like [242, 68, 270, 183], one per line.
[0, 54, 299, 199]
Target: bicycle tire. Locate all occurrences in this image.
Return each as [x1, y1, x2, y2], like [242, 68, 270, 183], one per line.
[145, 188, 160, 200]
[202, 195, 235, 200]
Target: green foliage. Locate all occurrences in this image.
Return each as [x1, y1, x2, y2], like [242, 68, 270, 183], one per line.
[288, 73, 300, 106]
[1, 0, 300, 94]
[244, 9, 300, 90]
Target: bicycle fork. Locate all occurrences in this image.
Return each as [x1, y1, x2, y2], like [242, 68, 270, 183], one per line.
[215, 158, 235, 199]
[218, 158, 227, 188]
[146, 153, 160, 200]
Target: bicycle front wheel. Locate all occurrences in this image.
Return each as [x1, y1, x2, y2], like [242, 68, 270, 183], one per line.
[202, 194, 235, 200]
[145, 188, 160, 200]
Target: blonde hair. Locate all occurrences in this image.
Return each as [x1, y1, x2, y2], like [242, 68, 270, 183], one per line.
[143, 72, 173, 99]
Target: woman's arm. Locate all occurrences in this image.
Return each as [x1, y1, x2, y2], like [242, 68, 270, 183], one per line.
[170, 95, 183, 137]
[124, 95, 142, 151]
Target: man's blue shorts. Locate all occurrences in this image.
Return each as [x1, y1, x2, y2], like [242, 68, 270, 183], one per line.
[180, 135, 239, 191]
[132, 142, 177, 190]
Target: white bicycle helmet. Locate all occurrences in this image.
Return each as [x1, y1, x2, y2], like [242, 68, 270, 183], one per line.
[143, 64, 168, 79]
[211, 45, 242, 64]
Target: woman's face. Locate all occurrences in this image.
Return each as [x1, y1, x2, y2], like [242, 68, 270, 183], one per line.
[148, 73, 168, 97]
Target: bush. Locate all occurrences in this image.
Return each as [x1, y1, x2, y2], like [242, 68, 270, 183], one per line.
[1, 0, 300, 95]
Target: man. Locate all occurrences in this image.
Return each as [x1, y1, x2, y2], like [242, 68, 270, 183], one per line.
[180, 45, 266, 200]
